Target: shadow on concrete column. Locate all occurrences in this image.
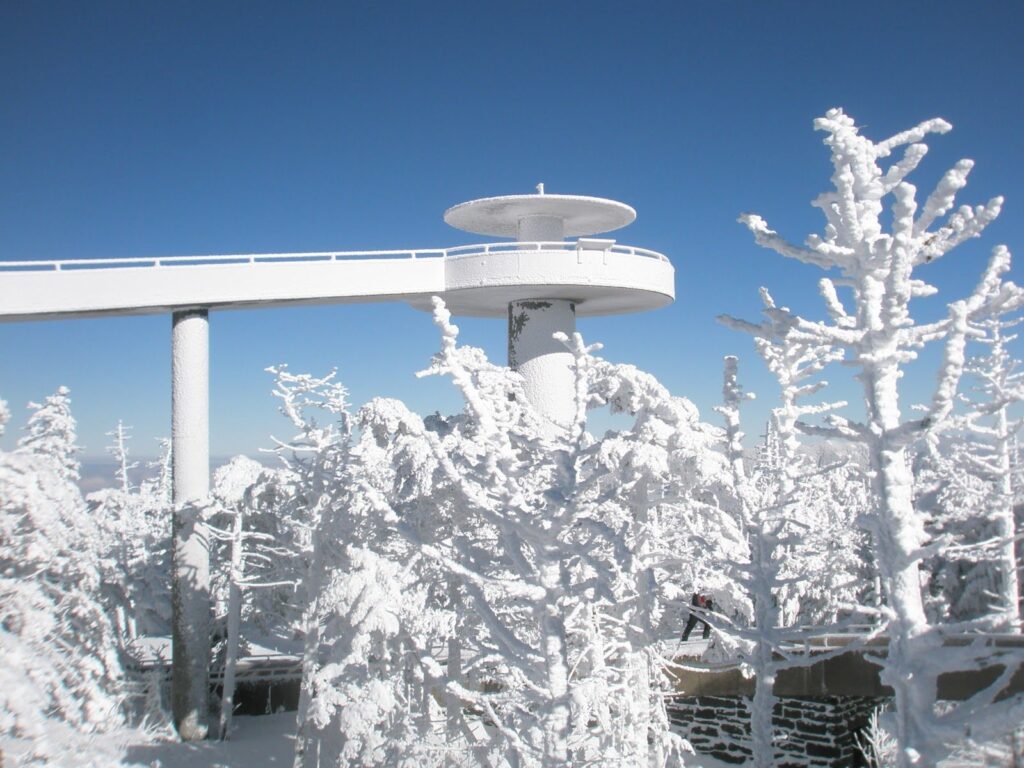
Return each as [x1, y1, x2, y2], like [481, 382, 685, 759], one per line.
[508, 299, 576, 428]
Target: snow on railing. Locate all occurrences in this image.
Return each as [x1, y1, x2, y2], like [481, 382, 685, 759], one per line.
[0, 241, 669, 273]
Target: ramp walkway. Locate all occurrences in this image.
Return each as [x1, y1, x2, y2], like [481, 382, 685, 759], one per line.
[0, 240, 672, 321]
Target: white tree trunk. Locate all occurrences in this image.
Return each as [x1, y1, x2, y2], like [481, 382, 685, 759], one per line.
[219, 510, 245, 740]
[863, 360, 932, 768]
[538, 561, 570, 766]
[749, 528, 780, 768]
[446, 579, 463, 739]
[995, 407, 1021, 628]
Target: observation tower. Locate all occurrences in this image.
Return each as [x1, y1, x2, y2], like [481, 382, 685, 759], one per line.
[438, 184, 674, 426]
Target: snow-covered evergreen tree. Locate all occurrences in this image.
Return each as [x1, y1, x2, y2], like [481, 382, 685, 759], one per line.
[17, 385, 80, 482]
[1, 396, 130, 765]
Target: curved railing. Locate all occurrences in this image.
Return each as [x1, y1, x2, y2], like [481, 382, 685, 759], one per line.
[0, 241, 669, 273]
[443, 241, 669, 263]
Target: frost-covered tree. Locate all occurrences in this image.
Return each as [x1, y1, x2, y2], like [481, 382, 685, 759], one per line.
[1, 397, 130, 765]
[206, 455, 290, 740]
[958, 313, 1024, 628]
[713, 356, 781, 767]
[17, 385, 80, 482]
[722, 288, 868, 628]
[291, 299, 730, 767]
[258, 366, 377, 765]
[701, 354, 865, 767]
[88, 424, 173, 642]
[914, 433, 995, 624]
[739, 108, 1024, 765]
[108, 420, 138, 494]
[146, 437, 174, 507]
[276, 367, 461, 766]
[917, 307, 1024, 629]
[717, 288, 873, 765]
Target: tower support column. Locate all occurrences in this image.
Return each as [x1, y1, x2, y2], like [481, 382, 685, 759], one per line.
[508, 299, 576, 428]
[171, 308, 211, 741]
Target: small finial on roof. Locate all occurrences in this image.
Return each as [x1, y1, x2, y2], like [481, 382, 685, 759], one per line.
[536, 183, 545, 195]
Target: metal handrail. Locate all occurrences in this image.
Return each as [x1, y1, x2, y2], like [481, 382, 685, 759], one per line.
[0, 241, 669, 273]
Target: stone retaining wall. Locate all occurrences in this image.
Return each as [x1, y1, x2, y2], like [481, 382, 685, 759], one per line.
[669, 695, 883, 766]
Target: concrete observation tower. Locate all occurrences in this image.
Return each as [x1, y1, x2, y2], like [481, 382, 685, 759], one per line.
[438, 184, 673, 426]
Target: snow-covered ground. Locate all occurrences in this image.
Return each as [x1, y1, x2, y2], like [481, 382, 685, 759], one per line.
[124, 713, 296, 767]
[118, 712, 745, 768]
[121, 712, 742, 768]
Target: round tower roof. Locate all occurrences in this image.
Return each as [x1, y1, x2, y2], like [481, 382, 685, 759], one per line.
[444, 193, 636, 238]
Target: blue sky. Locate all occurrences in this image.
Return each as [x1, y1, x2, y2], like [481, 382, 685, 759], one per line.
[2, 1, 1023, 460]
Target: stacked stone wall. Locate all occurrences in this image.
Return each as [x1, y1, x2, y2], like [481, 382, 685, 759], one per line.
[671, 696, 751, 764]
[669, 695, 884, 766]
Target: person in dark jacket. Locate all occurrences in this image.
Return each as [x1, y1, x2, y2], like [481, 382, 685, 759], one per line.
[681, 592, 713, 641]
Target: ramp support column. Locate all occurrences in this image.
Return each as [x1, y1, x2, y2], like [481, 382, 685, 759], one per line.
[171, 308, 211, 740]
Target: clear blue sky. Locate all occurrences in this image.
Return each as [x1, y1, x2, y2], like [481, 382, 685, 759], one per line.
[2, 1, 1023, 460]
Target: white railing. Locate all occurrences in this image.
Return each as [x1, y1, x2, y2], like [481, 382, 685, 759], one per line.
[0, 241, 669, 273]
[443, 241, 669, 262]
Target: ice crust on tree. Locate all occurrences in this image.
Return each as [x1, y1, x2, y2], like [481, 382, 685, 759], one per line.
[17, 386, 81, 482]
[88, 430, 174, 642]
[737, 108, 1024, 766]
[281, 299, 745, 767]
[0, 394, 132, 765]
[914, 301, 1024, 630]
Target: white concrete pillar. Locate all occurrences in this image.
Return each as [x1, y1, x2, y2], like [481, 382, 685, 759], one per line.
[508, 299, 576, 428]
[170, 308, 211, 741]
[172, 309, 210, 503]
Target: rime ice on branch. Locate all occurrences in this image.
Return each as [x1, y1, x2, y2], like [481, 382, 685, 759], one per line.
[738, 108, 1024, 766]
[957, 309, 1024, 628]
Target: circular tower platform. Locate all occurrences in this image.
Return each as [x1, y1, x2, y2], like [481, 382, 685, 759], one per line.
[425, 187, 674, 319]
[431, 186, 675, 428]
[427, 243, 675, 318]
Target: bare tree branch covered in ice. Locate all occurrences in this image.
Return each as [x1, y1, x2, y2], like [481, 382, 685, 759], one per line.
[738, 108, 1024, 766]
